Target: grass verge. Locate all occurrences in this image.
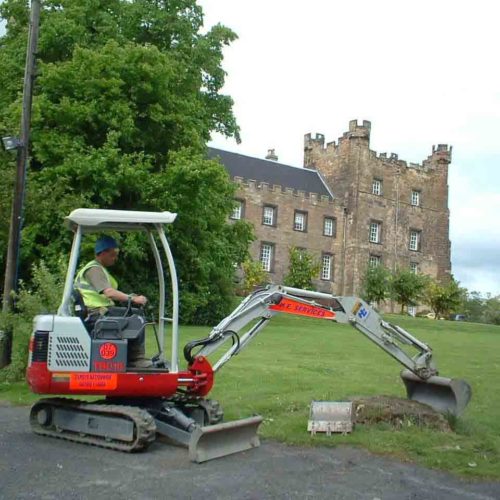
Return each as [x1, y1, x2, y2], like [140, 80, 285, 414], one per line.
[1, 313, 499, 479]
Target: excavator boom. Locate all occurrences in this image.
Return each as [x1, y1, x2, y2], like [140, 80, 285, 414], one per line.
[187, 285, 471, 416]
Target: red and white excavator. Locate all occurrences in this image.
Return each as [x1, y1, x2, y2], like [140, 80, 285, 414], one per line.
[27, 209, 472, 462]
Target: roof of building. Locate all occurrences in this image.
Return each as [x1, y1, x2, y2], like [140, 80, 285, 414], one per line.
[208, 148, 334, 200]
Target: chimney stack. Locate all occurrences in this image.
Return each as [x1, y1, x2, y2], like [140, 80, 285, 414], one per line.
[265, 149, 278, 161]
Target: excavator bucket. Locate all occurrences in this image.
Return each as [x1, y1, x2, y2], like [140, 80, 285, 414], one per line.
[400, 369, 472, 416]
[188, 415, 263, 463]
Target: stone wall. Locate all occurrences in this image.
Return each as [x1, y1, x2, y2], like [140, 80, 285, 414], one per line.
[303, 120, 452, 296]
[232, 177, 346, 293]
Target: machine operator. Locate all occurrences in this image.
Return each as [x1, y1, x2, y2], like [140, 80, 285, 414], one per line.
[74, 236, 151, 368]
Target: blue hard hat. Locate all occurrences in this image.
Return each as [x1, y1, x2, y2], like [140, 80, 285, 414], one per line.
[95, 236, 118, 255]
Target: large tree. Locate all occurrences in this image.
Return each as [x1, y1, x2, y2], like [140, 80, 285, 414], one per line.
[361, 264, 391, 307]
[423, 276, 465, 320]
[390, 268, 429, 314]
[0, 0, 253, 324]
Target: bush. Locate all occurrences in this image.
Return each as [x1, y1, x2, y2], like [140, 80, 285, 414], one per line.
[361, 265, 391, 306]
[0, 261, 64, 382]
[240, 259, 270, 295]
[283, 247, 320, 290]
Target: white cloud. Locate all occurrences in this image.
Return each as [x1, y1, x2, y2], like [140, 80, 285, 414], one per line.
[200, 0, 500, 296]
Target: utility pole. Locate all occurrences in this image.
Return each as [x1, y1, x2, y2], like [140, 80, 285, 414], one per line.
[0, 0, 41, 366]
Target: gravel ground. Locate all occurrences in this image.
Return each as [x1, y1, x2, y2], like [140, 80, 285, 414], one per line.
[0, 404, 499, 500]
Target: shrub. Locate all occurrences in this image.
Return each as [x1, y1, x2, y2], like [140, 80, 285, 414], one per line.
[283, 247, 320, 290]
[240, 259, 269, 294]
[0, 261, 64, 382]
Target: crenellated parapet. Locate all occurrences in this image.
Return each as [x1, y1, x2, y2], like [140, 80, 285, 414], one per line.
[232, 176, 334, 207]
[424, 144, 453, 166]
[304, 119, 371, 152]
[305, 120, 452, 174]
[345, 119, 371, 140]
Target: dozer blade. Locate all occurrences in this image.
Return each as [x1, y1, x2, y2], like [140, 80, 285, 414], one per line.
[400, 369, 472, 416]
[188, 415, 263, 463]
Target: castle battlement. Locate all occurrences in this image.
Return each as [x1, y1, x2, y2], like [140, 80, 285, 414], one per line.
[344, 119, 371, 140]
[304, 120, 371, 152]
[306, 120, 452, 173]
[425, 144, 453, 165]
[304, 132, 326, 148]
[233, 176, 334, 207]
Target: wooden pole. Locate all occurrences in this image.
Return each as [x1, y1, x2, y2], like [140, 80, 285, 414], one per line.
[1, 0, 41, 366]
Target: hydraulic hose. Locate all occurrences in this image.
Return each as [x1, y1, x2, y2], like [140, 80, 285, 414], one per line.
[183, 330, 240, 365]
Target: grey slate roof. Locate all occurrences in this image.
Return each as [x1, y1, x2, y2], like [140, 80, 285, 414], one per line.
[208, 148, 334, 200]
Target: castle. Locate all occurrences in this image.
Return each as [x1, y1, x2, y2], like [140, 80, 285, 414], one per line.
[209, 120, 452, 303]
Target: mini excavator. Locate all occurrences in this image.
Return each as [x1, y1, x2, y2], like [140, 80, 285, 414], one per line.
[27, 209, 472, 462]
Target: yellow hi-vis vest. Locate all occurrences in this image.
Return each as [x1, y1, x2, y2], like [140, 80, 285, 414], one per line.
[74, 260, 118, 309]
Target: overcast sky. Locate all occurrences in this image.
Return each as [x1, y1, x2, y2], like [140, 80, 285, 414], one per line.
[198, 0, 500, 297]
[2, 1, 499, 296]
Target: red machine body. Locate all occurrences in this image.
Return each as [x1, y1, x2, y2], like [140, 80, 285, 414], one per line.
[27, 356, 214, 398]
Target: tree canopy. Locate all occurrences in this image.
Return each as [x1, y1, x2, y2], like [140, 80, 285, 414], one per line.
[390, 268, 429, 314]
[0, 0, 253, 324]
[361, 264, 391, 307]
[424, 276, 465, 320]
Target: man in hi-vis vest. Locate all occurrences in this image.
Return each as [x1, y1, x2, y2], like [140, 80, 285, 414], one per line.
[74, 236, 151, 368]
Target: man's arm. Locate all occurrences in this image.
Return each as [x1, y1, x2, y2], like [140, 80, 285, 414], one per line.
[102, 288, 147, 306]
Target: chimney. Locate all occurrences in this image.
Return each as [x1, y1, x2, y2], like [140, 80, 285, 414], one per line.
[265, 149, 278, 161]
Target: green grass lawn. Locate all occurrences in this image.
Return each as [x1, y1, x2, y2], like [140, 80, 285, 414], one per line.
[1, 314, 499, 479]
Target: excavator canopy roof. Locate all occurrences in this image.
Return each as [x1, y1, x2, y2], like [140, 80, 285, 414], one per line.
[65, 208, 177, 232]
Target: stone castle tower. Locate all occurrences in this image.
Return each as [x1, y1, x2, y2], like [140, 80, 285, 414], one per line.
[304, 119, 452, 296]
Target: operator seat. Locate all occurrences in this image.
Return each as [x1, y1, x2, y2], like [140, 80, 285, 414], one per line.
[93, 313, 145, 341]
[72, 288, 92, 332]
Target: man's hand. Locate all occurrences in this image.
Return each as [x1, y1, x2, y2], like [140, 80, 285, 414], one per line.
[132, 295, 147, 306]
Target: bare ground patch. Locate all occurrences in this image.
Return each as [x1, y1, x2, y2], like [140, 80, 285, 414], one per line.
[349, 395, 451, 431]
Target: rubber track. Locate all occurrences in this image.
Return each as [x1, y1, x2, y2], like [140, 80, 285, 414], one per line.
[30, 398, 157, 452]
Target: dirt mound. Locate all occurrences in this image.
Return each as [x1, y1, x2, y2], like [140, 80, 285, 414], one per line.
[349, 395, 451, 432]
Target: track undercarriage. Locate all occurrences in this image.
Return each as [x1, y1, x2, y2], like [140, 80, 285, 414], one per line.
[30, 396, 262, 462]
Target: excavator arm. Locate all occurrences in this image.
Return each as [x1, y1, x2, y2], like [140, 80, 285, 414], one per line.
[185, 285, 471, 416]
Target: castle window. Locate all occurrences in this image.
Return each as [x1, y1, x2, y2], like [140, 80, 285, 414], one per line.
[323, 217, 337, 237]
[409, 230, 422, 251]
[411, 190, 421, 207]
[294, 211, 307, 232]
[372, 179, 383, 196]
[262, 205, 276, 226]
[369, 221, 382, 243]
[260, 242, 274, 272]
[321, 253, 333, 280]
[369, 255, 381, 267]
[231, 199, 244, 220]
[410, 262, 419, 274]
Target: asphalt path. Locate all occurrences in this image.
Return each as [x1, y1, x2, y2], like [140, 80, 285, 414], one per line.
[1, 403, 499, 500]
